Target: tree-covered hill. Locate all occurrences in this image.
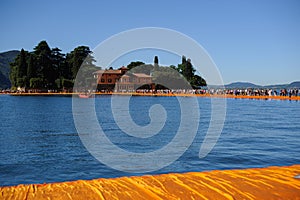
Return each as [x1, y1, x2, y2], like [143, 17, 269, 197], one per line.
[0, 50, 20, 89]
[225, 82, 261, 89]
[0, 72, 10, 89]
[225, 81, 300, 89]
[128, 55, 207, 89]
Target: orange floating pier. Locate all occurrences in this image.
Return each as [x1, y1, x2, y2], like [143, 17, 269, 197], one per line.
[1, 165, 300, 199]
[5, 92, 300, 101]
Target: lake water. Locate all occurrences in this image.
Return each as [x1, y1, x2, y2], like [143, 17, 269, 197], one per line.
[0, 95, 299, 186]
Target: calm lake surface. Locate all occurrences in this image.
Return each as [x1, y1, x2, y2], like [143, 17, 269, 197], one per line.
[0, 95, 299, 186]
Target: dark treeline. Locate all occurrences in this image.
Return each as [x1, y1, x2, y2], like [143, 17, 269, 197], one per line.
[128, 55, 207, 89]
[10, 41, 97, 91]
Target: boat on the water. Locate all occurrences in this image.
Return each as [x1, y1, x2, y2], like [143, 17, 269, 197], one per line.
[78, 93, 93, 98]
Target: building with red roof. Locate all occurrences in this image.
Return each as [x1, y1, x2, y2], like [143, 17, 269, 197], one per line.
[93, 67, 152, 91]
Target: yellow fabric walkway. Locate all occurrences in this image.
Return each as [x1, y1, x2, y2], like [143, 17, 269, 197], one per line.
[1, 165, 300, 200]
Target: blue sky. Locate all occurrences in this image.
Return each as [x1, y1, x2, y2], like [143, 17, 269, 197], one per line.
[1, 0, 299, 85]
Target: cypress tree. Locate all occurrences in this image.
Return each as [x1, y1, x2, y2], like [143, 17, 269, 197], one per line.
[33, 41, 53, 88]
[51, 47, 64, 78]
[154, 56, 159, 71]
[182, 55, 187, 64]
[27, 54, 35, 80]
[17, 49, 28, 78]
[183, 58, 194, 82]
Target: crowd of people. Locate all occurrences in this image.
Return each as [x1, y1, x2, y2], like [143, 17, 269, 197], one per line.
[2, 87, 299, 97]
[111, 88, 300, 97]
[204, 88, 299, 97]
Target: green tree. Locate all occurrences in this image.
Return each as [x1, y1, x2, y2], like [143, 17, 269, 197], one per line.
[172, 55, 206, 88]
[170, 65, 178, 72]
[27, 54, 36, 82]
[33, 41, 54, 88]
[30, 78, 43, 89]
[127, 61, 145, 70]
[9, 41, 99, 91]
[9, 60, 18, 89]
[182, 58, 195, 82]
[76, 53, 97, 87]
[66, 46, 97, 89]
[67, 46, 93, 79]
[64, 53, 73, 80]
[152, 67, 190, 89]
[17, 77, 26, 87]
[154, 56, 159, 65]
[154, 56, 159, 70]
[62, 79, 74, 89]
[176, 56, 186, 74]
[191, 75, 207, 87]
[182, 55, 187, 65]
[9, 49, 29, 89]
[51, 47, 65, 78]
[130, 64, 153, 75]
[17, 49, 28, 79]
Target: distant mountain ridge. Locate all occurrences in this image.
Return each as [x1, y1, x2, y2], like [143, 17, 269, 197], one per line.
[225, 82, 261, 88]
[289, 81, 300, 88]
[0, 50, 20, 89]
[225, 81, 300, 88]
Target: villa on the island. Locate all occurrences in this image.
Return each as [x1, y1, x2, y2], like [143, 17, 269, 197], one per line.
[93, 67, 153, 91]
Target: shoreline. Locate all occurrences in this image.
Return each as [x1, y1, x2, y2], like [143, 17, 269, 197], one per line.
[1, 92, 300, 101]
[1, 165, 299, 199]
